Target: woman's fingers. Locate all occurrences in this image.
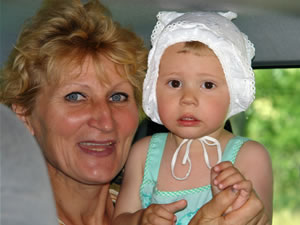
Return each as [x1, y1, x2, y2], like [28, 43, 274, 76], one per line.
[189, 187, 240, 225]
[224, 190, 266, 225]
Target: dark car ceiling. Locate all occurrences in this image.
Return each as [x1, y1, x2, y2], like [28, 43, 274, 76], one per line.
[1, 0, 300, 68]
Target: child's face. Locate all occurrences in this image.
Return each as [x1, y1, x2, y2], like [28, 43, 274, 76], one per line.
[156, 42, 230, 139]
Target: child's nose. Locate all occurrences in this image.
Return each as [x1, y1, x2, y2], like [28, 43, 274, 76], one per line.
[180, 88, 198, 106]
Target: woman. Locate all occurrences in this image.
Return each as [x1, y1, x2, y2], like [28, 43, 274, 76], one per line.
[0, 0, 268, 224]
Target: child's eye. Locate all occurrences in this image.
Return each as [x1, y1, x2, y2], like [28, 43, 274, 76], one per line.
[65, 92, 86, 102]
[109, 92, 129, 102]
[202, 81, 216, 89]
[168, 80, 182, 88]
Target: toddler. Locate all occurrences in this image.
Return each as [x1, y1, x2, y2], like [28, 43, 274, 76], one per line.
[113, 11, 273, 225]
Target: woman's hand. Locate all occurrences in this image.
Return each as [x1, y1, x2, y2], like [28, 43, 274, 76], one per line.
[211, 161, 252, 214]
[189, 187, 269, 225]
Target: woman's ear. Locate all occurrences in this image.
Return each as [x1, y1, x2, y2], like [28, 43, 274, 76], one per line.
[12, 104, 35, 136]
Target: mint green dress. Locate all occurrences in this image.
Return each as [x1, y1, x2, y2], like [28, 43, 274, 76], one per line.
[139, 133, 249, 225]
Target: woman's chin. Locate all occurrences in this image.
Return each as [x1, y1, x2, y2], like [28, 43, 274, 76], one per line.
[81, 167, 120, 185]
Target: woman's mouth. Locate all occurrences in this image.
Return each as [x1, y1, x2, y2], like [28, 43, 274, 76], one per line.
[78, 141, 115, 156]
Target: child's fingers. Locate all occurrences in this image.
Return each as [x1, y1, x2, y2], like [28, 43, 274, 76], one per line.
[211, 162, 234, 194]
[213, 166, 243, 184]
[162, 199, 187, 214]
[148, 204, 174, 220]
[217, 173, 243, 190]
[211, 164, 218, 181]
[233, 180, 253, 194]
[214, 170, 246, 190]
[212, 161, 233, 172]
[144, 200, 187, 225]
[143, 205, 176, 225]
[212, 161, 235, 187]
[211, 167, 220, 195]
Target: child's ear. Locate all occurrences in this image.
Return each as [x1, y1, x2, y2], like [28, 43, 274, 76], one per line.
[12, 104, 35, 136]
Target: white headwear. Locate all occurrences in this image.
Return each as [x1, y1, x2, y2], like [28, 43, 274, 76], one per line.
[143, 11, 256, 124]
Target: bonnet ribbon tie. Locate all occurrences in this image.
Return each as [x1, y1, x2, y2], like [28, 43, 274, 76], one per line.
[171, 136, 222, 181]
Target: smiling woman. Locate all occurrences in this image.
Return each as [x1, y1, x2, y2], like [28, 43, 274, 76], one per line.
[0, 0, 148, 224]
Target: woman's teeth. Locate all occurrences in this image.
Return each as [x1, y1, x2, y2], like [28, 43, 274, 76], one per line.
[80, 142, 113, 152]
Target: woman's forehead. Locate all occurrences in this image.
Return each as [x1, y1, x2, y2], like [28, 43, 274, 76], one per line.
[52, 54, 126, 85]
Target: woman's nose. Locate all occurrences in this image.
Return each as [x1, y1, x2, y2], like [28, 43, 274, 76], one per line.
[180, 87, 198, 106]
[88, 101, 115, 132]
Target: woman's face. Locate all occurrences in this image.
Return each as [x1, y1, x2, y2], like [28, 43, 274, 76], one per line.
[23, 55, 139, 185]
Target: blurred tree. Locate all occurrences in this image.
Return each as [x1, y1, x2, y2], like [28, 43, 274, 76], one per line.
[236, 69, 300, 213]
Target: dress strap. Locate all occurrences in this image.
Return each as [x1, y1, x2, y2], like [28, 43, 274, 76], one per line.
[222, 136, 250, 164]
[142, 133, 168, 184]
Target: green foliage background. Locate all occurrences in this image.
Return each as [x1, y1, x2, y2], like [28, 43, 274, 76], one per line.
[231, 69, 300, 223]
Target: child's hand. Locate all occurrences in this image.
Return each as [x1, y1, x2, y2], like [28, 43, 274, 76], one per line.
[211, 161, 252, 213]
[140, 199, 187, 225]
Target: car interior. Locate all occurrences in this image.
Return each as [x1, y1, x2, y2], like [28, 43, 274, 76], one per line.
[1, 0, 300, 225]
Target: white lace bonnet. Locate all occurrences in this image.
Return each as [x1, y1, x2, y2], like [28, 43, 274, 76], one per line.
[143, 11, 256, 124]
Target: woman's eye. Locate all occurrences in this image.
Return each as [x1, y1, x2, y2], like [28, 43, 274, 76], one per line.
[168, 80, 182, 88]
[109, 92, 128, 102]
[202, 81, 215, 89]
[65, 92, 86, 102]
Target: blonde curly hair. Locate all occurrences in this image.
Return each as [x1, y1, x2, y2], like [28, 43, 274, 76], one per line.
[0, 0, 148, 117]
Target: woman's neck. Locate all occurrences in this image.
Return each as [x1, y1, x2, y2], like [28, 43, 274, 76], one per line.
[47, 165, 113, 225]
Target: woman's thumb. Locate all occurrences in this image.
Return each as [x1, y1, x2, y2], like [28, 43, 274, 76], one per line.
[205, 187, 239, 217]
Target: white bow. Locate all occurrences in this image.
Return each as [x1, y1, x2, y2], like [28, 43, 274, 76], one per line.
[171, 136, 222, 181]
